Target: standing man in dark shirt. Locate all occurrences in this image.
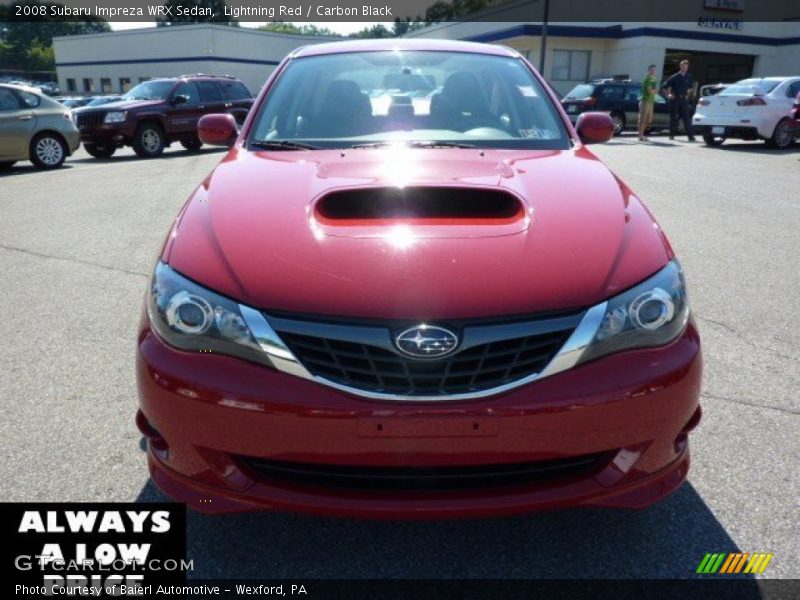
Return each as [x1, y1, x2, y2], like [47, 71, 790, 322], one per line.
[663, 59, 696, 141]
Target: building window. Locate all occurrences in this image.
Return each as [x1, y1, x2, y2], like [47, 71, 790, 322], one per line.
[100, 78, 112, 93]
[119, 77, 132, 93]
[82, 78, 94, 93]
[551, 50, 591, 81]
[66, 79, 76, 92]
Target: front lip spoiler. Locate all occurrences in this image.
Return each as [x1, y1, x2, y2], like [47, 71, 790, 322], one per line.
[238, 302, 608, 402]
[146, 447, 692, 516]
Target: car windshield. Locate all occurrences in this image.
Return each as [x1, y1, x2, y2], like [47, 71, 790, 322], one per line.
[563, 83, 596, 100]
[123, 81, 173, 101]
[87, 96, 120, 106]
[720, 79, 781, 96]
[248, 50, 570, 150]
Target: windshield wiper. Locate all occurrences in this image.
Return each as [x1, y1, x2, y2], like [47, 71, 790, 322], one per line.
[408, 141, 476, 149]
[350, 140, 476, 149]
[350, 141, 391, 149]
[250, 140, 322, 151]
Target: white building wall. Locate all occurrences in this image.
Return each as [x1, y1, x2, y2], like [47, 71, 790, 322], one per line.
[503, 36, 612, 96]
[54, 24, 337, 96]
[756, 44, 800, 76]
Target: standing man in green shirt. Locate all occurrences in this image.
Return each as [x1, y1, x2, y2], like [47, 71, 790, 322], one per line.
[638, 64, 658, 141]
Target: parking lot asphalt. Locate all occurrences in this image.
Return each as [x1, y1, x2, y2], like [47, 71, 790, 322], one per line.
[1, 136, 798, 579]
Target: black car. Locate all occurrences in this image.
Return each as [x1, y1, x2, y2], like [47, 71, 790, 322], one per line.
[561, 79, 677, 135]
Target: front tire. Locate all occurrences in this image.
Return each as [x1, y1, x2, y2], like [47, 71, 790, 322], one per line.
[133, 123, 165, 158]
[703, 134, 725, 147]
[610, 112, 625, 136]
[30, 133, 67, 169]
[180, 137, 203, 152]
[84, 143, 116, 159]
[766, 119, 792, 149]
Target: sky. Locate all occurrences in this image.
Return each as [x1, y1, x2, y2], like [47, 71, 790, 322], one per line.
[109, 22, 384, 35]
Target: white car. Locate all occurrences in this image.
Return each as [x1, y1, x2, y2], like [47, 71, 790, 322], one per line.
[692, 76, 800, 148]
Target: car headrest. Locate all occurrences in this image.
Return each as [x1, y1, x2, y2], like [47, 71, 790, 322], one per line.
[441, 71, 488, 115]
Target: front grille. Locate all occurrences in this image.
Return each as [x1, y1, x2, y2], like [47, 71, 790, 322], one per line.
[76, 111, 105, 128]
[239, 453, 611, 491]
[278, 326, 573, 396]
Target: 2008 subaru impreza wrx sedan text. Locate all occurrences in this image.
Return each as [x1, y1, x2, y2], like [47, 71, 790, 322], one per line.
[136, 39, 702, 518]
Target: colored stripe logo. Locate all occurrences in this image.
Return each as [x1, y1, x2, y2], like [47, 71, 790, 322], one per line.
[697, 552, 773, 574]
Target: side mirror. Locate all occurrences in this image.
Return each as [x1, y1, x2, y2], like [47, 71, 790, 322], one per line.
[198, 113, 238, 147]
[171, 94, 188, 106]
[575, 112, 615, 144]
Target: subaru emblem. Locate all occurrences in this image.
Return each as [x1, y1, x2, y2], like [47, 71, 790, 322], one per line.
[395, 325, 459, 358]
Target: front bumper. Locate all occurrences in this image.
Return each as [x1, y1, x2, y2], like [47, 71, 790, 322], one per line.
[78, 123, 135, 146]
[136, 320, 702, 518]
[64, 130, 81, 155]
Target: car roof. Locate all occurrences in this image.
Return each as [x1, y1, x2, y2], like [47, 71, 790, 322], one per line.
[589, 79, 640, 85]
[739, 76, 797, 82]
[0, 82, 42, 94]
[290, 38, 519, 59]
[144, 75, 239, 83]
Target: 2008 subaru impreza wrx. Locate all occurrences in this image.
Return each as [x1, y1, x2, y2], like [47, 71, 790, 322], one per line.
[136, 39, 702, 518]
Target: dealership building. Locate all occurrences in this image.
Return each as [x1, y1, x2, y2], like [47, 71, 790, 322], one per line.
[54, 19, 800, 98]
[52, 25, 339, 96]
[410, 20, 800, 95]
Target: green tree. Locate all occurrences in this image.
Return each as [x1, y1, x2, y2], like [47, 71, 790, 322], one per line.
[156, 0, 238, 25]
[25, 43, 54, 71]
[393, 18, 426, 37]
[0, 3, 110, 71]
[259, 22, 337, 37]
[348, 24, 393, 39]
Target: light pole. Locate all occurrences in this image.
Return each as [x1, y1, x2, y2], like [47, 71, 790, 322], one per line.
[539, 0, 550, 75]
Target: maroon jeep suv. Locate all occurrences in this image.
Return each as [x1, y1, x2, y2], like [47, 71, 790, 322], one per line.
[74, 75, 253, 159]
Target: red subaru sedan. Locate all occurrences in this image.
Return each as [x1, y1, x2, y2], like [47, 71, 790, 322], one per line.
[136, 39, 702, 518]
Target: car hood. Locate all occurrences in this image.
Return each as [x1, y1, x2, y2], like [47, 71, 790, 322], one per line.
[165, 147, 672, 319]
[79, 99, 162, 112]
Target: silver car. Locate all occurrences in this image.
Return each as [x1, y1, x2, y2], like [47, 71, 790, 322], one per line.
[0, 84, 81, 170]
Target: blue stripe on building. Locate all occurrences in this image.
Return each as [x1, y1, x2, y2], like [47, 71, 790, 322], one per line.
[465, 24, 800, 47]
[56, 56, 281, 68]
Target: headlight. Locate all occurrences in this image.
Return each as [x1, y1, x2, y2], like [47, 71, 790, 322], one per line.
[104, 111, 127, 124]
[578, 260, 689, 365]
[147, 262, 272, 367]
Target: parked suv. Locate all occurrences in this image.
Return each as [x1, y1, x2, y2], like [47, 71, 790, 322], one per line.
[561, 79, 677, 135]
[75, 75, 253, 159]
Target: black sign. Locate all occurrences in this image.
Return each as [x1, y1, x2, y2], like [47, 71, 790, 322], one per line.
[3, 503, 187, 597]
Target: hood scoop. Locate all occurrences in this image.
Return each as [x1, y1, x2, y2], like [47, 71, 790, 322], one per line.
[311, 186, 531, 240]
[316, 186, 524, 222]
